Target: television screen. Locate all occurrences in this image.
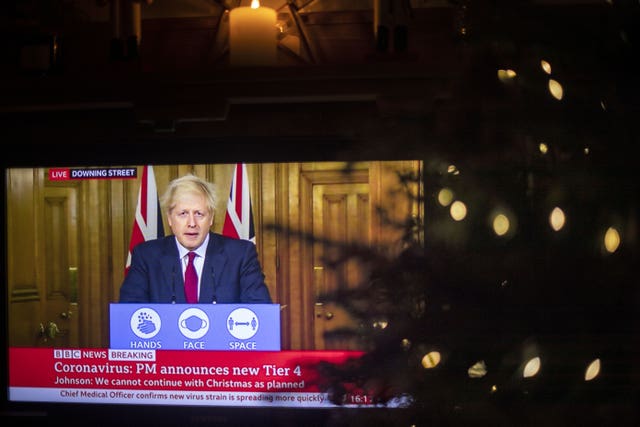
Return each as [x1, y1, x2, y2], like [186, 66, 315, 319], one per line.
[3, 160, 423, 425]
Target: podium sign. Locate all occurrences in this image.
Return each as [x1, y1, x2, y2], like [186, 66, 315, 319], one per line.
[110, 303, 280, 351]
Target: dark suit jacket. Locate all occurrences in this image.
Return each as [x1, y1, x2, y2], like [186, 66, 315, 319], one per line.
[119, 232, 271, 304]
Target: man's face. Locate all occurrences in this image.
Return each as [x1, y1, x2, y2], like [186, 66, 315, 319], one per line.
[167, 191, 213, 250]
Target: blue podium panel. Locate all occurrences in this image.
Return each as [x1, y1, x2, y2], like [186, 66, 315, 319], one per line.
[110, 303, 281, 351]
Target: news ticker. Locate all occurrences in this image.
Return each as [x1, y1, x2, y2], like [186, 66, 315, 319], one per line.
[8, 347, 401, 408]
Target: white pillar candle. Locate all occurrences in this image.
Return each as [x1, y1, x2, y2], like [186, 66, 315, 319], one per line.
[229, 1, 277, 66]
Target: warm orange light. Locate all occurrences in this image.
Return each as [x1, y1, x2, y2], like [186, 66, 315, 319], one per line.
[539, 142, 548, 154]
[437, 188, 454, 206]
[523, 356, 541, 378]
[541, 60, 552, 74]
[585, 358, 601, 381]
[497, 69, 517, 82]
[604, 227, 621, 253]
[450, 201, 467, 221]
[468, 360, 487, 378]
[549, 207, 565, 231]
[421, 351, 441, 369]
[548, 79, 564, 100]
[229, 1, 277, 66]
[492, 213, 510, 236]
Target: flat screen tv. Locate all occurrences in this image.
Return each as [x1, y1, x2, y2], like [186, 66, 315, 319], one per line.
[3, 151, 424, 426]
[3, 137, 639, 427]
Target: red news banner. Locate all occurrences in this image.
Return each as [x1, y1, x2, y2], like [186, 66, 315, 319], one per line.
[9, 348, 374, 408]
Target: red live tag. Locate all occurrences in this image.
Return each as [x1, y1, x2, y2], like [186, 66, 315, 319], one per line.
[49, 168, 70, 181]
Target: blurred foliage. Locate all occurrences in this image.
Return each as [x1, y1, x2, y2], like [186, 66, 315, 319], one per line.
[309, 2, 639, 426]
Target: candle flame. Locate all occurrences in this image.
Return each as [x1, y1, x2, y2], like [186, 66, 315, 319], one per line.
[251, 0, 260, 8]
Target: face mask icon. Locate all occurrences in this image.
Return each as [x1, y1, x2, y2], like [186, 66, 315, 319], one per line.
[181, 315, 208, 332]
[178, 308, 210, 340]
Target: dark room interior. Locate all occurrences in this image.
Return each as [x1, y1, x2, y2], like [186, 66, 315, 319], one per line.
[2, 1, 638, 426]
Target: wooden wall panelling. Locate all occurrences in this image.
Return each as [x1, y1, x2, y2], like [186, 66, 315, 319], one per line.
[7, 168, 41, 346]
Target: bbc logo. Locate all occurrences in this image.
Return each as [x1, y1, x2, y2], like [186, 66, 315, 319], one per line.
[54, 349, 81, 359]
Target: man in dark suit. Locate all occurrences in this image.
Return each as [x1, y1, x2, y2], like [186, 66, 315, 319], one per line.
[119, 173, 271, 304]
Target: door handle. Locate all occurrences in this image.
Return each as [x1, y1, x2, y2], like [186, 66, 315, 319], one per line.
[39, 321, 60, 341]
[314, 302, 334, 320]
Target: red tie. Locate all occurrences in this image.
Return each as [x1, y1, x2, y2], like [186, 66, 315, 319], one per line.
[184, 252, 198, 303]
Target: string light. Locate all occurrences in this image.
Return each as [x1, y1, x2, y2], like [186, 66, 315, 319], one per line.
[549, 207, 566, 231]
[548, 79, 564, 100]
[450, 200, 467, 221]
[438, 188, 454, 206]
[497, 69, 517, 83]
[585, 358, 601, 381]
[492, 213, 510, 236]
[523, 356, 541, 378]
[421, 351, 441, 369]
[540, 60, 552, 74]
[468, 360, 487, 378]
[539, 142, 549, 154]
[604, 227, 621, 253]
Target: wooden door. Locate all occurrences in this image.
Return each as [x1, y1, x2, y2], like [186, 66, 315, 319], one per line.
[40, 185, 81, 347]
[310, 177, 371, 350]
[7, 169, 80, 347]
[279, 161, 422, 351]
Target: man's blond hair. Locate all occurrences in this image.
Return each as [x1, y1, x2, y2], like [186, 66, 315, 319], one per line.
[161, 173, 217, 216]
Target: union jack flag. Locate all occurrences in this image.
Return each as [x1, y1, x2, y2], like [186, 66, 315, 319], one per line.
[222, 163, 256, 243]
[125, 165, 164, 275]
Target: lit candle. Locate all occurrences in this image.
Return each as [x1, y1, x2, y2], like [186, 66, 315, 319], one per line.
[229, 0, 277, 66]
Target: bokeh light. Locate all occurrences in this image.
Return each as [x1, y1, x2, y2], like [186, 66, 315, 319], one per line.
[549, 207, 566, 231]
[523, 356, 541, 378]
[421, 351, 441, 369]
[450, 201, 467, 221]
[585, 358, 601, 381]
[540, 59, 552, 74]
[492, 213, 510, 236]
[604, 227, 620, 253]
[548, 79, 564, 100]
[373, 319, 389, 329]
[539, 142, 549, 154]
[497, 68, 517, 83]
[468, 360, 487, 378]
[437, 188, 454, 206]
